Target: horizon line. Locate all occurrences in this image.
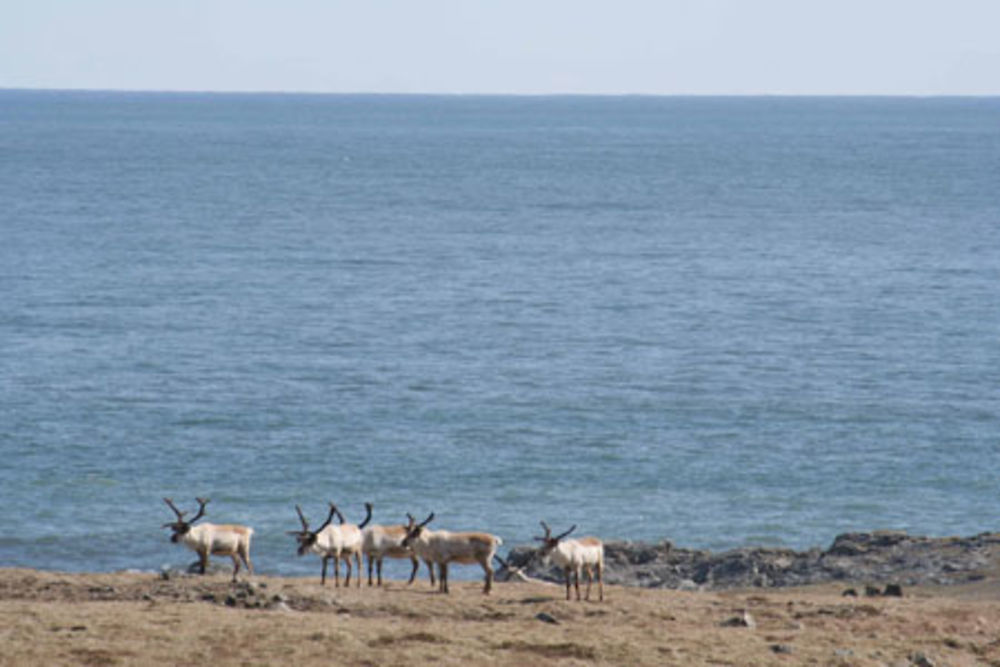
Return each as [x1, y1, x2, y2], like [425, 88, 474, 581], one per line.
[3, 86, 999, 100]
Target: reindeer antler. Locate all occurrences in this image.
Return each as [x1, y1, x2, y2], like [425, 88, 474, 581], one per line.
[162, 498, 188, 528]
[189, 497, 209, 524]
[163, 498, 186, 521]
[535, 520, 552, 541]
[555, 525, 577, 541]
[330, 503, 346, 525]
[312, 504, 336, 533]
[358, 502, 373, 530]
[535, 521, 576, 542]
[295, 505, 310, 531]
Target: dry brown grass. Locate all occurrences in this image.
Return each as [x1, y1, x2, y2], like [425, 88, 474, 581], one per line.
[3, 568, 1000, 665]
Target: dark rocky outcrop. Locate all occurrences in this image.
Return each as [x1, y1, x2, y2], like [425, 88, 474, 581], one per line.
[500, 531, 1000, 591]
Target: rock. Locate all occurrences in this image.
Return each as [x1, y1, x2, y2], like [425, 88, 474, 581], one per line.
[883, 583, 903, 597]
[87, 586, 116, 599]
[235, 581, 258, 596]
[496, 531, 1000, 592]
[720, 611, 755, 629]
[770, 644, 794, 654]
[535, 612, 559, 624]
[828, 531, 909, 556]
[909, 651, 935, 667]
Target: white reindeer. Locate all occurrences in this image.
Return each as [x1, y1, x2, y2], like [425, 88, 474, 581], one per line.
[401, 512, 502, 594]
[288, 502, 369, 587]
[535, 521, 604, 601]
[162, 497, 254, 582]
[360, 503, 421, 587]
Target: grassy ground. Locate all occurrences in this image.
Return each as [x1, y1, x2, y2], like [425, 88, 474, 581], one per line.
[3, 568, 1000, 665]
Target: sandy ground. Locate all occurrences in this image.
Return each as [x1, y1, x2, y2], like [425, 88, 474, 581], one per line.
[3, 568, 1000, 666]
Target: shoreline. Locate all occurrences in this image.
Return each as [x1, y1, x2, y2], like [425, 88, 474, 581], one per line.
[503, 530, 1000, 591]
[6, 529, 999, 589]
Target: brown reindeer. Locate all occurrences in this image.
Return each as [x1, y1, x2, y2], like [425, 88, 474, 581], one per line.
[401, 512, 502, 594]
[361, 503, 421, 587]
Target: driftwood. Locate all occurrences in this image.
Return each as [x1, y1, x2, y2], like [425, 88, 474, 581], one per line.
[492, 555, 557, 586]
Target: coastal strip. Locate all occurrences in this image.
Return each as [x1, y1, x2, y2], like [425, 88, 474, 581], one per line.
[501, 531, 1000, 590]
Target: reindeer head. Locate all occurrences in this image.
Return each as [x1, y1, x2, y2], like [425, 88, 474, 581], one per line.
[162, 497, 208, 543]
[534, 521, 576, 558]
[287, 504, 336, 556]
[401, 512, 435, 548]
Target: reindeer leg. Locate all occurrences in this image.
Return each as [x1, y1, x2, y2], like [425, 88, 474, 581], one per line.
[440, 562, 449, 594]
[584, 565, 593, 601]
[564, 567, 572, 600]
[345, 553, 352, 587]
[406, 557, 418, 585]
[199, 550, 209, 576]
[230, 554, 240, 582]
[574, 568, 581, 601]
[355, 552, 362, 588]
[483, 557, 494, 595]
[334, 555, 341, 587]
[598, 562, 604, 602]
[241, 544, 253, 577]
[426, 560, 436, 587]
[367, 554, 374, 586]
[321, 556, 328, 585]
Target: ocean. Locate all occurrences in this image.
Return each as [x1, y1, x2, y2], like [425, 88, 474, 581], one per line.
[1, 91, 998, 578]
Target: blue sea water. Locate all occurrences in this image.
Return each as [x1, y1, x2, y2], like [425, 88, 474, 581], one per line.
[1, 91, 998, 578]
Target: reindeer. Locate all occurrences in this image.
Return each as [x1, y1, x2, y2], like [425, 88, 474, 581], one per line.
[161, 497, 254, 582]
[404, 513, 439, 588]
[360, 503, 421, 587]
[288, 502, 369, 586]
[401, 512, 502, 594]
[535, 521, 604, 601]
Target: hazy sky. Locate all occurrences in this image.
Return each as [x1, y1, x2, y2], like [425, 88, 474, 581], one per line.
[3, 0, 998, 95]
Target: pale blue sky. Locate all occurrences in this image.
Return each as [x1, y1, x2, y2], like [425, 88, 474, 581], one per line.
[2, 0, 998, 95]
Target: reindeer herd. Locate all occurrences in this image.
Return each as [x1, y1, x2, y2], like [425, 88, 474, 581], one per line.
[162, 497, 605, 601]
